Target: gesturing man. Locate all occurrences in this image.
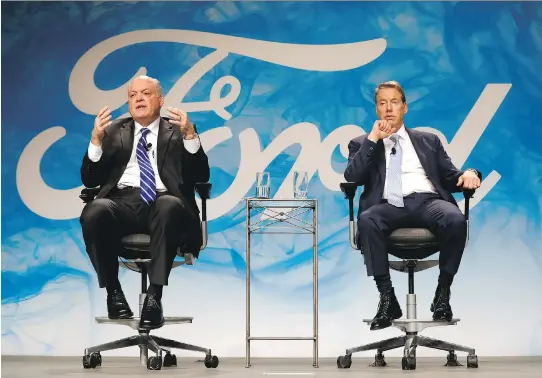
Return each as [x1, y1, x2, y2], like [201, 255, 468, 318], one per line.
[80, 75, 210, 329]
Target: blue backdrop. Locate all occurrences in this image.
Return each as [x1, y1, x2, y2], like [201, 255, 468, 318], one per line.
[2, 1, 542, 357]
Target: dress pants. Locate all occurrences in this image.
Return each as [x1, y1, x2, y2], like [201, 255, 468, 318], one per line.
[358, 192, 467, 278]
[80, 187, 200, 288]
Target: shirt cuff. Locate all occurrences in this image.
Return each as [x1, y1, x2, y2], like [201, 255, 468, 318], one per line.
[87, 141, 103, 162]
[183, 135, 201, 154]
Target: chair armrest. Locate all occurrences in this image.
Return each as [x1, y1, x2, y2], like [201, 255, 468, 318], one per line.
[195, 182, 212, 223]
[195, 182, 212, 251]
[461, 170, 482, 199]
[340, 182, 358, 200]
[461, 170, 482, 220]
[80, 187, 100, 203]
[340, 182, 359, 222]
[340, 182, 360, 250]
[195, 182, 212, 200]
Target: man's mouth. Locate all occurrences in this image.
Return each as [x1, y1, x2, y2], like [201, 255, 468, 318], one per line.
[136, 104, 147, 110]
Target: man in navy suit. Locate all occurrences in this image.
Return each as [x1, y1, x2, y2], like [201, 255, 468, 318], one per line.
[344, 81, 480, 330]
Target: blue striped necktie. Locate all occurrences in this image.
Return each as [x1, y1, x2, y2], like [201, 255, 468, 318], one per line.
[386, 134, 404, 207]
[136, 128, 156, 205]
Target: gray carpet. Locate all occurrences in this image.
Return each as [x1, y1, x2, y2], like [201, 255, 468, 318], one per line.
[2, 356, 542, 378]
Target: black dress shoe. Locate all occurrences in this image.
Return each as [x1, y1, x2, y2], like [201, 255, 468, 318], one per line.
[139, 293, 165, 330]
[431, 285, 453, 321]
[107, 289, 134, 319]
[370, 288, 403, 330]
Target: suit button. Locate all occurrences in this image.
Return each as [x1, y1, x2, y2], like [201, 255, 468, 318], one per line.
[369, 147, 374, 151]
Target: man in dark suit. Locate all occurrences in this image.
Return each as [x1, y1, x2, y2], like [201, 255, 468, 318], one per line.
[344, 81, 480, 331]
[80, 75, 210, 329]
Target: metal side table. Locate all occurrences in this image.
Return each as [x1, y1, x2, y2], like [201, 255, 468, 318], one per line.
[245, 198, 319, 368]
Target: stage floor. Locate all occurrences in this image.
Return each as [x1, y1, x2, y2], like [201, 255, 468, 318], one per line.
[2, 356, 542, 377]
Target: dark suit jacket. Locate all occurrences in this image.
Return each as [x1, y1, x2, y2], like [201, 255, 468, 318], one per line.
[344, 127, 464, 218]
[81, 117, 210, 218]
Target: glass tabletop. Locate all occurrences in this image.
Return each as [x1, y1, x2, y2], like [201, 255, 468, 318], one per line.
[245, 197, 316, 208]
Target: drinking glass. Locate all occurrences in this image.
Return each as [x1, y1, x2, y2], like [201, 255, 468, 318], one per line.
[293, 171, 308, 199]
[255, 172, 271, 198]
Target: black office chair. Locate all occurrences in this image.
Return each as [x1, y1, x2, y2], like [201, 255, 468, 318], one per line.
[79, 182, 219, 371]
[337, 174, 481, 371]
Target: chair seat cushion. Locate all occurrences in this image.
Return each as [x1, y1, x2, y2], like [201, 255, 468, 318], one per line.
[120, 234, 151, 260]
[121, 234, 151, 251]
[388, 228, 438, 244]
[119, 234, 197, 262]
[387, 228, 440, 260]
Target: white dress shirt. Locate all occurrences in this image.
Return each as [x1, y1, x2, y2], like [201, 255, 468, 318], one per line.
[382, 125, 437, 199]
[87, 117, 201, 191]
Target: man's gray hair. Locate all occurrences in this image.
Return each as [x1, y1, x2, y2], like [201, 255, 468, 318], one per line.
[129, 75, 163, 95]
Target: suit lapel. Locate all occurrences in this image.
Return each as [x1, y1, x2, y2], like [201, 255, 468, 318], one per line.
[405, 128, 432, 176]
[157, 118, 175, 173]
[376, 139, 386, 183]
[102, 119, 134, 194]
[119, 119, 134, 167]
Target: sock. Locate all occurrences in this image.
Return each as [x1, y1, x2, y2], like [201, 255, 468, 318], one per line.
[147, 284, 163, 300]
[438, 272, 453, 288]
[374, 274, 393, 294]
[105, 278, 121, 295]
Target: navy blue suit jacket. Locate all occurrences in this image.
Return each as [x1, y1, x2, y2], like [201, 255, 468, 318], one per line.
[344, 128, 465, 218]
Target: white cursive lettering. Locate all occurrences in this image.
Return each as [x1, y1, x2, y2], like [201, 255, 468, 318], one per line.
[15, 31, 507, 221]
[68, 29, 387, 117]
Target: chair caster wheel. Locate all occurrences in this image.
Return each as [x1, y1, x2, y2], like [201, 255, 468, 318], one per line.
[82, 352, 101, 369]
[147, 356, 162, 370]
[163, 352, 177, 367]
[204, 355, 219, 368]
[370, 352, 386, 367]
[336, 355, 352, 369]
[467, 354, 479, 368]
[402, 356, 416, 370]
[445, 351, 463, 367]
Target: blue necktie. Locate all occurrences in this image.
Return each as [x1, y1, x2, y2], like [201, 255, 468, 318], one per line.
[136, 128, 156, 205]
[387, 134, 404, 207]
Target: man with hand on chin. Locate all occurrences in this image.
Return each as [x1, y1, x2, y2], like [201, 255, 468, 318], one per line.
[80, 75, 210, 330]
[344, 81, 480, 331]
